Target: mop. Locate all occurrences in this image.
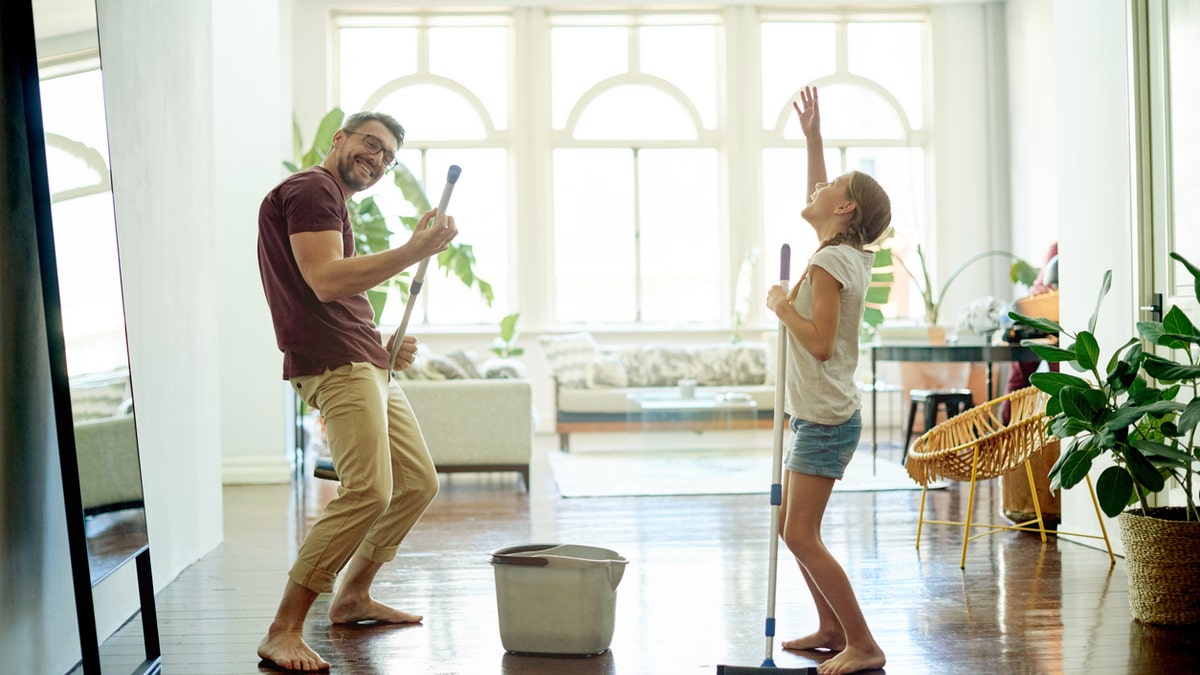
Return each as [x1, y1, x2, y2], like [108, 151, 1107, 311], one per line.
[387, 164, 462, 374]
[313, 165, 462, 481]
[716, 245, 817, 675]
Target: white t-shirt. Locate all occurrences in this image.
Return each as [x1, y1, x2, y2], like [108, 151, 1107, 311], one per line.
[783, 244, 876, 425]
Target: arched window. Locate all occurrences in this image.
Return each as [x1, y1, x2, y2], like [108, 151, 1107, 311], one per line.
[320, 6, 932, 331]
[760, 17, 929, 320]
[39, 67, 127, 373]
[551, 12, 722, 325]
[334, 13, 511, 327]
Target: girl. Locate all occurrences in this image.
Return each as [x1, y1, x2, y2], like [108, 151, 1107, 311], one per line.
[767, 86, 891, 675]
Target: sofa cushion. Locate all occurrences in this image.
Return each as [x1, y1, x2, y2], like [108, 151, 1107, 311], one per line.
[614, 342, 767, 387]
[539, 332, 601, 387]
[480, 357, 526, 379]
[587, 353, 629, 388]
[394, 346, 524, 381]
[446, 349, 483, 378]
[426, 354, 470, 379]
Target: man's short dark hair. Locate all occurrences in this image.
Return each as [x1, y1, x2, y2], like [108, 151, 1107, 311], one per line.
[343, 111, 405, 149]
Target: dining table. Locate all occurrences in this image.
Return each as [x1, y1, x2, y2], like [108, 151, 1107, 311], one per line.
[869, 341, 1043, 471]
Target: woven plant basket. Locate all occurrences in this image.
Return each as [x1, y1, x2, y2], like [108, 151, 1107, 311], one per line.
[1118, 507, 1200, 625]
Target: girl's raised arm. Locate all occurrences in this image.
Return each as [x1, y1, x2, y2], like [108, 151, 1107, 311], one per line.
[793, 86, 827, 205]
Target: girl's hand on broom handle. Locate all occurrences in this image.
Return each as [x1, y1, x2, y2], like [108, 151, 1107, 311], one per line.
[766, 284, 791, 319]
[387, 334, 419, 371]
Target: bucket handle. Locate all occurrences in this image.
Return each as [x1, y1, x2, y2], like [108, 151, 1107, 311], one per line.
[489, 544, 553, 567]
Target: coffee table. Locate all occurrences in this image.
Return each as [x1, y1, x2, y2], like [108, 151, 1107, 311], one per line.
[626, 389, 759, 433]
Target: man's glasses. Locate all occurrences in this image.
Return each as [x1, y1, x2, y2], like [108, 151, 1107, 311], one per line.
[343, 129, 398, 169]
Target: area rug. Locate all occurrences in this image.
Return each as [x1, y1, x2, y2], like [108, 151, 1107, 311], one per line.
[548, 443, 946, 498]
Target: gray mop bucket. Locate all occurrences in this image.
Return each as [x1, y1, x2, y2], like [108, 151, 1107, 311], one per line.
[489, 544, 629, 655]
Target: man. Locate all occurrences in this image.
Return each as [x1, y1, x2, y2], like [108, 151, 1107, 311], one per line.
[256, 111, 458, 671]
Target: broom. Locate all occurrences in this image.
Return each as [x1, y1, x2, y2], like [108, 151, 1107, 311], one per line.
[716, 244, 816, 675]
[313, 165, 462, 481]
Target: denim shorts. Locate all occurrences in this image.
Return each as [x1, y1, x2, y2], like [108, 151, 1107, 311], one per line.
[785, 411, 863, 480]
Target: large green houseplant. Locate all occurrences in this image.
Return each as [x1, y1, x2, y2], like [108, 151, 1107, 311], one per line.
[285, 108, 493, 322]
[1010, 252, 1200, 625]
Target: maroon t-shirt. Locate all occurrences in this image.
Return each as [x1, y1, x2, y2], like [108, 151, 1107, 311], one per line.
[257, 166, 389, 378]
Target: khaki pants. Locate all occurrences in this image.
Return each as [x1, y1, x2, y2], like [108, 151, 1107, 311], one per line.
[289, 362, 439, 593]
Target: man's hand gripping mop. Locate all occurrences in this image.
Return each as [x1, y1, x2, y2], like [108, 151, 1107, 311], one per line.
[313, 165, 462, 482]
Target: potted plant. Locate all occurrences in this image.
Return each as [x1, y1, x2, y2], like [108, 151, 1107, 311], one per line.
[491, 312, 524, 359]
[897, 243, 1039, 325]
[286, 108, 494, 322]
[862, 244, 896, 344]
[1009, 252, 1200, 626]
[481, 312, 527, 379]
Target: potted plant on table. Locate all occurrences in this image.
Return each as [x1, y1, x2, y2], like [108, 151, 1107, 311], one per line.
[898, 243, 1039, 326]
[1009, 252, 1200, 626]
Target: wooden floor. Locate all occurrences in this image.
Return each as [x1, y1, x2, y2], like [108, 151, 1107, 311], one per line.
[93, 435, 1200, 675]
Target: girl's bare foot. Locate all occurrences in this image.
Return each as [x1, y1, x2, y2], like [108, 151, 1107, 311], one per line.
[257, 630, 330, 672]
[815, 644, 886, 674]
[328, 596, 423, 625]
[781, 628, 846, 652]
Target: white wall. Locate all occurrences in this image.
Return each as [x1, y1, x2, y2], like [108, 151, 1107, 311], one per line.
[212, 0, 292, 484]
[1006, 0, 1059, 265]
[99, 0, 295, 582]
[1052, 0, 1139, 557]
[97, 0, 226, 607]
[930, 3, 1017, 319]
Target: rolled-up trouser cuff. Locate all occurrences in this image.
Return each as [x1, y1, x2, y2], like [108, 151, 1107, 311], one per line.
[289, 558, 339, 594]
[357, 540, 399, 564]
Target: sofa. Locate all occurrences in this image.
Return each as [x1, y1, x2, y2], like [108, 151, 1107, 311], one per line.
[68, 369, 143, 513]
[400, 379, 533, 488]
[323, 347, 535, 489]
[539, 333, 776, 450]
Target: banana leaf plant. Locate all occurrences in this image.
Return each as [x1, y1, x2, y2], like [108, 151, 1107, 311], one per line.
[1009, 252, 1200, 521]
[285, 108, 493, 323]
[862, 245, 895, 343]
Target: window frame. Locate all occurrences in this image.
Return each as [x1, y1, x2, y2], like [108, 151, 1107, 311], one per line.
[314, 4, 933, 335]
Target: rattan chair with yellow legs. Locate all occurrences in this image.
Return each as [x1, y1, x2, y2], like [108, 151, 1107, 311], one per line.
[905, 385, 1115, 569]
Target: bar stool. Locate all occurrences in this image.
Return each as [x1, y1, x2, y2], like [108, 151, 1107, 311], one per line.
[902, 388, 974, 464]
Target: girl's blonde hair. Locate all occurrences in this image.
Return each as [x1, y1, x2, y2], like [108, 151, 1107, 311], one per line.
[788, 171, 892, 301]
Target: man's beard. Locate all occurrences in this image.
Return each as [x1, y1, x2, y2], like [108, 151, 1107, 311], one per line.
[338, 155, 376, 192]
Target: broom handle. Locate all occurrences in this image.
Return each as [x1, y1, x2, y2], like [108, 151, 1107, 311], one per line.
[388, 165, 461, 374]
[763, 244, 790, 667]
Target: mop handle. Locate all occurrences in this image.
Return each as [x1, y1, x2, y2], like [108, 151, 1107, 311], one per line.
[388, 165, 462, 371]
[771, 245, 790, 487]
[762, 243, 790, 667]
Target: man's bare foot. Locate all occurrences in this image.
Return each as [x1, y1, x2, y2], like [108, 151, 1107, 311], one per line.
[815, 644, 886, 674]
[328, 596, 423, 625]
[257, 630, 330, 672]
[781, 629, 846, 652]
